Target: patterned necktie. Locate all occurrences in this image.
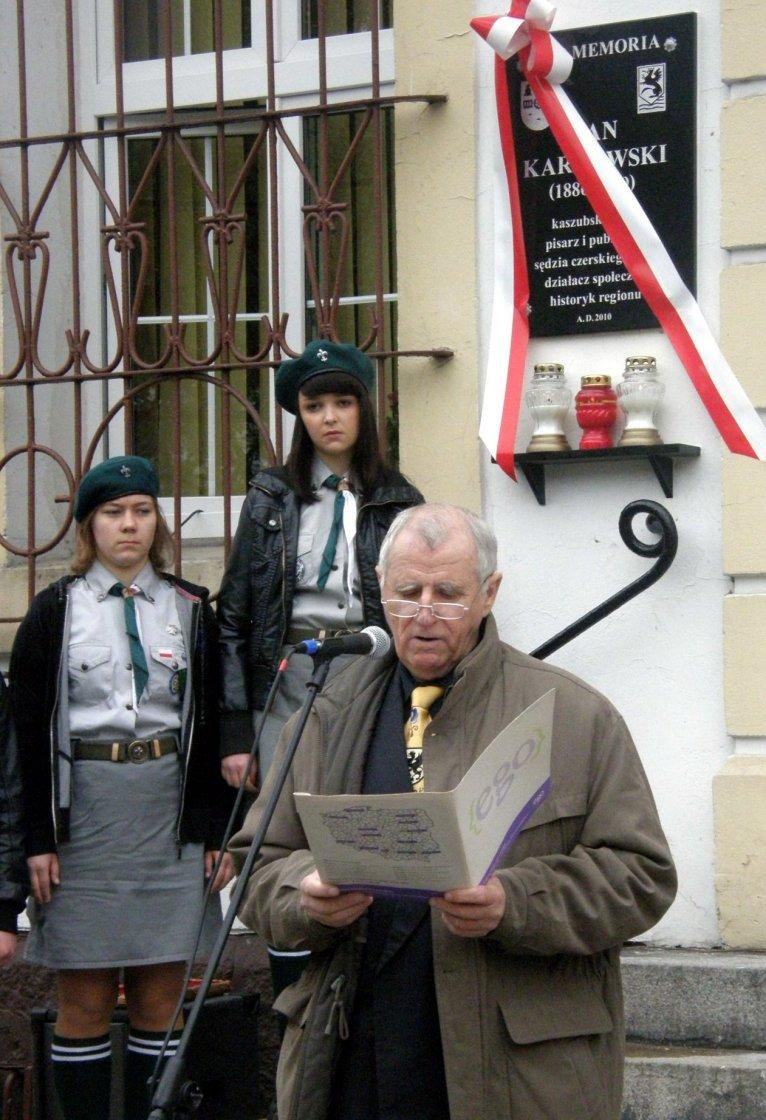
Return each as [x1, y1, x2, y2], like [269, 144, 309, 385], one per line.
[317, 474, 346, 591]
[109, 583, 150, 700]
[404, 685, 445, 792]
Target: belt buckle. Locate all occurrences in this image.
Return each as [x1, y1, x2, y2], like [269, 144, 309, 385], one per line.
[127, 739, 149, 764]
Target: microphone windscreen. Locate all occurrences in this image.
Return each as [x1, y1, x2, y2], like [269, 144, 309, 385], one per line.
[362, 626, 391, 659]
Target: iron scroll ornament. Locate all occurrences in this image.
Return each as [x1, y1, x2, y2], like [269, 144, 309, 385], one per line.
[530, 500, 678, 662]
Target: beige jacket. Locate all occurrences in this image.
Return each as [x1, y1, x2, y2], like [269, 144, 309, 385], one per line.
[231, 617, 677, 1120]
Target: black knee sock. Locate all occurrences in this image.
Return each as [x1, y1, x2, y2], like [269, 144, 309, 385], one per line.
[125, 1027, 182, 1120]
[51, 1033, 111, 1120]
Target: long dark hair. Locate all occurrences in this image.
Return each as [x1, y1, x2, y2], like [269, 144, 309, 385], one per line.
[285, 371, 390, 502]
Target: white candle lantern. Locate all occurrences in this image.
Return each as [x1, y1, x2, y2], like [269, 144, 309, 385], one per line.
[525, 363, 572, 452]
[617, 355, 665, 446]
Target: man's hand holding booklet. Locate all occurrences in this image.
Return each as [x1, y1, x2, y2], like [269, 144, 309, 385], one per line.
[294, 689, 554, 897]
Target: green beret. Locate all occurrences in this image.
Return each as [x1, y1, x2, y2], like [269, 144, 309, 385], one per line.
[275, 339, 375, 414]
[74, 456, 159, 522]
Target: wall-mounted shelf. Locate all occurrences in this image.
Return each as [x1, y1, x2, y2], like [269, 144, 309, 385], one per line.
[514, 443, 700, 505]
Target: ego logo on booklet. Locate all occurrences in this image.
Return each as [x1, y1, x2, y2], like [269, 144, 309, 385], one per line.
[468, 729, 544, 837]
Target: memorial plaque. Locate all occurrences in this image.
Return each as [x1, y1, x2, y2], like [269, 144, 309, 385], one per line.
[507, 13, 696, 337]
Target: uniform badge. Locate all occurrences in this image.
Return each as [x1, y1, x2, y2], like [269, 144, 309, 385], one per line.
[296, 556, 306, 584]
[120, 464, 132, 477]
[170, 672, 181, 695]
[317, 348, 328, 362]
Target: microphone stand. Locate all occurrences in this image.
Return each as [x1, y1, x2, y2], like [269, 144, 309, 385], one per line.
[148, 654, 333, 1120]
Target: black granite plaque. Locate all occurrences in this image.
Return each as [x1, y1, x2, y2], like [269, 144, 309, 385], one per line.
[507, 12, 696, 337]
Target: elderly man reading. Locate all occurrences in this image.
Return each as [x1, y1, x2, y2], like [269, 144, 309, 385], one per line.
[230, 503, 676, 1120]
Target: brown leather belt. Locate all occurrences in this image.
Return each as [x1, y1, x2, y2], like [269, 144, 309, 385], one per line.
[285, 627, 325, 645]
[285, 627, 362, 645]
[72, 735, 178, 764]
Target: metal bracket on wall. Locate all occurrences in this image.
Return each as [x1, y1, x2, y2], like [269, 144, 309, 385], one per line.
[531, 499, 678, 661]
[514, 444, 700, 505]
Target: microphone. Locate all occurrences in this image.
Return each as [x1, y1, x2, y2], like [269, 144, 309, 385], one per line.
[294, 625, 391, 660]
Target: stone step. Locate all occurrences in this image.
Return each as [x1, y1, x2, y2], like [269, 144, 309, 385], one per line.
[621, 945, 766, 1049]
[622, 1043, 766, 1120]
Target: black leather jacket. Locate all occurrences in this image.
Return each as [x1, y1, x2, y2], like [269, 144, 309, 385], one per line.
[217, 466, 423, 753]
[0, 672, 28, 933]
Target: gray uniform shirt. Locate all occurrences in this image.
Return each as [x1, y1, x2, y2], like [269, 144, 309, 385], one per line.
[290, 456, 364, 633]
[68, 560, 185, 742]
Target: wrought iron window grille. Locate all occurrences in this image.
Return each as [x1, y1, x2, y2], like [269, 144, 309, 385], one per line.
[0, 0, 448, 614]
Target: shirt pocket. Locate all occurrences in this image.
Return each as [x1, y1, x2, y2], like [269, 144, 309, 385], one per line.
[148, 644, 188, 700]
[295, 531, 315, 588]
[68, 643, 113, 703]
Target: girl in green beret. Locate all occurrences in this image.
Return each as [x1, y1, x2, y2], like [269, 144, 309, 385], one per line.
[10, 456, 234, 1120]
[217, 341, 423, 1004]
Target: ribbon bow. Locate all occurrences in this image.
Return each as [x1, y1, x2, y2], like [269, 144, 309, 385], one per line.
[472, 3, 766, 475]
[473, 1, 572, 82]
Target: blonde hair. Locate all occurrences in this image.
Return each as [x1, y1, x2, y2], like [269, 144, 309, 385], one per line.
[71, 498, 175, 576]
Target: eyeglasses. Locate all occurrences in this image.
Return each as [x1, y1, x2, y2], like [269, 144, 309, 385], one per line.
[381, 599, 471, 622]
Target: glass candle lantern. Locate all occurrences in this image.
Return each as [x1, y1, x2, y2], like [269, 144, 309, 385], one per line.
[525, 363, 572, 452]
[617, 355, 664, 446]
[575, 375, 618, 450]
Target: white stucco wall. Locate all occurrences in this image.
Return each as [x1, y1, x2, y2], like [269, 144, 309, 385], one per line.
[475, 0, 728, 945]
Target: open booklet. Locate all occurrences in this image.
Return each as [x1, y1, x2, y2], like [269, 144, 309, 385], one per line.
[294, 688, 554, 897]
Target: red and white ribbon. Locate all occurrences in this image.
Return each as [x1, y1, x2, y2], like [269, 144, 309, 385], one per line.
[472, 1, 766, 476]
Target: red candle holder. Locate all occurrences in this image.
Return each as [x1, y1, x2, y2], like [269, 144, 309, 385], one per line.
[575, 375, 618, 450]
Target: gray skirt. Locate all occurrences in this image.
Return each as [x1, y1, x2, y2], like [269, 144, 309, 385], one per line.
[25, 753, 222, 970]
[255, 648, 355, 778]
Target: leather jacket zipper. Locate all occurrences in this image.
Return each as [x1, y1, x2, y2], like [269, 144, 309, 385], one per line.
[279, 511, 287, 648]
[176, 596, 200, 846]
[48, 585, 70, 844]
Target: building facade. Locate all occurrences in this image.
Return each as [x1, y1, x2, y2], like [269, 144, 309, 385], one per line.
[399, 0, 766, 951]
[0, 0, 764, 951]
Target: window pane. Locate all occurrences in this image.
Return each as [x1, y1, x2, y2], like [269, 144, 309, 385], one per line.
[191, 0, 252, 53]
[303, 108, 396, 319]
[123, 0, 185, 61]
[123, 0, 251, 61]
[302, 107, 398, 462]
[126, 126, 270, 495]
[223, 133, 271, 490]
[226, 133, 269, 315]
[302, 0, 392, 39]
[128, 136, 209, 325]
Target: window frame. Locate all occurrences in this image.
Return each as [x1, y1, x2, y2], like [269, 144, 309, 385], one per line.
[85, 3, 395, 537]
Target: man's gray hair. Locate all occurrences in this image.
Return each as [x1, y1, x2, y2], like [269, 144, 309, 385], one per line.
[377, 504, 498, 583]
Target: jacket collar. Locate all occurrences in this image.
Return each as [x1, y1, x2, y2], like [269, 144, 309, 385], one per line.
[253, 467, 293, 499]
[253, 465, 421, 506]
[453, 613, 500, 682]
[313, 614, 504, 800]
[319, 613, 503, 718]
